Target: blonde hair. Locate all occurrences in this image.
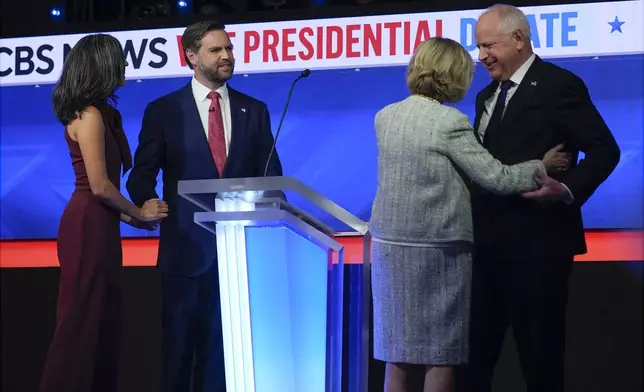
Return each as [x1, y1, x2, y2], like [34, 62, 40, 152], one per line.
[406, 37, 474, 103]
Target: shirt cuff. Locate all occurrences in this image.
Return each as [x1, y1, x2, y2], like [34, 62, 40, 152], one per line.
[560, 182, 574, 204]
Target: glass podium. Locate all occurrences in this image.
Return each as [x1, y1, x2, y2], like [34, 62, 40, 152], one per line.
[178, 176, 370, 392]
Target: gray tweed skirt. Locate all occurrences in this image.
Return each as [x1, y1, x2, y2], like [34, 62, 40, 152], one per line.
[371, 240, 473, 365]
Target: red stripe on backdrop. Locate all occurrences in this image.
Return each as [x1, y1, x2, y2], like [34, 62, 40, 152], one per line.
[0, 231, 642, 268]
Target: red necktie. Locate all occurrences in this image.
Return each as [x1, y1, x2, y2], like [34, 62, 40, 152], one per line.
[207, 91, 227, 176]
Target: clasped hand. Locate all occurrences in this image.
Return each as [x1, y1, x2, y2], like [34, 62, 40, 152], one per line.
[136, 198, 169, 231]
[522, 144, 573, 203]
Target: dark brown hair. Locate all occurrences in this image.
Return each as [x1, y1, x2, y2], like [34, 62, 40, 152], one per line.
[181, 21, 226, 69]
[53, 33, 125, 125]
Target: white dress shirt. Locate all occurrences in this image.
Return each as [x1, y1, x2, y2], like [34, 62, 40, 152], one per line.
[191, 77, 232, 155]
[477, 53, 536, 140]
[476, 54, 574, 201]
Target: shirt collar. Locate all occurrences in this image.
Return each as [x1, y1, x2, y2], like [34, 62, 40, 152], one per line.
[191, 77, 229, 102]
[508, 53, 536, 86]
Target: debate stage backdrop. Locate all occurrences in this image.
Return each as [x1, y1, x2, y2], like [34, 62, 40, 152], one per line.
[1, 1, 643, 240]
[1, 3, 643, 392]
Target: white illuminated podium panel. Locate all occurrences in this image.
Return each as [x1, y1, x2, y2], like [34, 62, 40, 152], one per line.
[178, 176, 370, 392]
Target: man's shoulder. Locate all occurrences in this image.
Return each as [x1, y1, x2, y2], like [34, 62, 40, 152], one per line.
[537, 58, 581, 85]
[228, 86, 267, 109]
[146, 83, 189, 110]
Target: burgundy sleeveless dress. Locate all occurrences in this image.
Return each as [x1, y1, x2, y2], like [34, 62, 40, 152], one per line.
[40, 103, 132, 392]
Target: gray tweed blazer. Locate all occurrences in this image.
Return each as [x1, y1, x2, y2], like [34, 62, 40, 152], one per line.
[369, 95, 544, 245]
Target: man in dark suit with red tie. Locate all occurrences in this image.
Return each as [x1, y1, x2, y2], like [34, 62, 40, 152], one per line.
[126, 21, 283, 392]
[456, 4, 620, 392]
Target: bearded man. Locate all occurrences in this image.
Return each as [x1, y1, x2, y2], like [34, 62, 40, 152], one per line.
[127, 20, 283, 392]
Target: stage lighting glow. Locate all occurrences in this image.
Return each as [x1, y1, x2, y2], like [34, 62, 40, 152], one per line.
[177, 0, 188, 8]
[215, 197, 256, 391]
[50, 8, 61, 16]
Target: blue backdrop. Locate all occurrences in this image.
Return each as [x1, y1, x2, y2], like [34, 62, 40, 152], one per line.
[1, 54, 642, 239]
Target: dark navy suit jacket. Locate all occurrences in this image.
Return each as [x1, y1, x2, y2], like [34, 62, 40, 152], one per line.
[470, 56, 619, 258]
[126, 83, 283, 277]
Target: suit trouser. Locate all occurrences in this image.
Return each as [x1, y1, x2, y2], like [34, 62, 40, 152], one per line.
[456, 249, 573, 392]
[160, 263, 227, 392]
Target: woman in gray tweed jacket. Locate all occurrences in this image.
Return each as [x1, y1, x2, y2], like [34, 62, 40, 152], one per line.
[369, 37, 567, 392]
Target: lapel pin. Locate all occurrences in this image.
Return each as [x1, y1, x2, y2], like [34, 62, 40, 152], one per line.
[241, 108, 246, 112]
[530, 81, 537, 86]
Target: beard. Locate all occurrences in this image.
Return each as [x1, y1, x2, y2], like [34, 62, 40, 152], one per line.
[199, 61, 234, 84]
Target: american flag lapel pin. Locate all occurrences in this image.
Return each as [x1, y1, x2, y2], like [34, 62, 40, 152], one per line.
[530, 81, 537, 87]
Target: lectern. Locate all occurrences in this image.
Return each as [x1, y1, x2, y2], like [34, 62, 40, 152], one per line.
[178, 176, 371, 392]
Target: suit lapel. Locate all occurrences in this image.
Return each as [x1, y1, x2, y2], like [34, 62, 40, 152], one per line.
[474, 82, 497, 145]
[501, 56, 542, 128]
[226, 87, 248, 167]
[177, 83, 219, 176]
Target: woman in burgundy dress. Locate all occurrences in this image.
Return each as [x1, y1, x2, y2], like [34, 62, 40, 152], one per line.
[40, 34, 168, 392]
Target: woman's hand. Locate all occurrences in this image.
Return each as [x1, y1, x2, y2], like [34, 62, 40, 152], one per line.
[541, 144, 571, 174]
[139, 198, 168, 222]
[136, 219, 161, 231]
[121, 213, 162, 231]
